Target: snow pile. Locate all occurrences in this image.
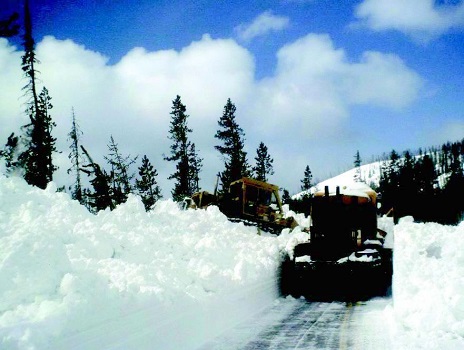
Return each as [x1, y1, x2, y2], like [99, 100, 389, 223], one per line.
[1, 175, 464, 349]
[392, 216, 464, 349]
[0, 175, 305, 350]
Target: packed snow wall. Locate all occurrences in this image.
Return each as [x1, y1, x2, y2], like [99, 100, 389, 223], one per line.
[0, 175, 308, 350]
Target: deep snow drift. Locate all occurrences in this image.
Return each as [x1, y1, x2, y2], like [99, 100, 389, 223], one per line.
[0, 175, 308, 350]
[0, 175, 463, 349]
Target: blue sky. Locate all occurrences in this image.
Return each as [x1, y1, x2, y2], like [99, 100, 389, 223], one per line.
[1, 0, 464, 194]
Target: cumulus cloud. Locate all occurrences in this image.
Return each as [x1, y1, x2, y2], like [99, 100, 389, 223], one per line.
[247, 34, 422, 140]
[235, 10, 290, 41]
[354, 0, 464, 41]
[0, 33, 421, 195]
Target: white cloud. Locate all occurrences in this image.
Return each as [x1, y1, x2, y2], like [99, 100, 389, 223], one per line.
[235, 10, 290, 41]
[247, 34, 422, 140]
[354, 0, 464, 41]
[0, 34, 421, 195]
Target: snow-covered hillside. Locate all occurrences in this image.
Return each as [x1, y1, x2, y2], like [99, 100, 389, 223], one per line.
[294, 161, 382, 200]
[1, 175, 463, 349]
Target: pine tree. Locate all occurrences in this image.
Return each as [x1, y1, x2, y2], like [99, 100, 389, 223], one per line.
[353, 150, 362, 182]
[300, 165, 313, 192]
[19, 86, 58, 189]
[281, 189, 291, 205]
[136, 155, 162, 211]
[415, 154, 437, 195]
[396, 150, 417, 218]
[0, 133, 19, 173]
[67, 108, 84, 203]
[21, 0, 40, 124]
[104, 135, 137, 206]
[214, 98, 250, 190]
[378, 149, 401, 220]
[253, 142, 274, 182]
[16, 1, 57, 189]
[187, 143, 202, 194]
[164, 95, 201, 201]
[80, 146, 113, 213]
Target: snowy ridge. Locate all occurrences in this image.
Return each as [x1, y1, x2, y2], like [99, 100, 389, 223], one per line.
[293, 161, 382, 199]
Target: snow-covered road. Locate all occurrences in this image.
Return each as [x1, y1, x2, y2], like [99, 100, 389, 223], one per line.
[198, 297, 393, 350]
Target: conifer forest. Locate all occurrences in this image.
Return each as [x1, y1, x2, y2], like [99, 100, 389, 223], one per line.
[1, 2, 463, 224]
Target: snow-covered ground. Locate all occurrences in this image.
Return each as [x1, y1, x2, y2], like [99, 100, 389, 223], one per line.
[1, 175, 463, 349]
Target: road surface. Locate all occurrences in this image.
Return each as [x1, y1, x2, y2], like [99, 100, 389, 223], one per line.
[197, 297, 393, 350]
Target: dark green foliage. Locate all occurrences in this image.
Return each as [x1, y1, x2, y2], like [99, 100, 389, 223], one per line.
[187, 143, 202, 194]
[441, 142, 464, 223]
[0, 133, 19, 173]
[12, 1, 57, 189]
[281, 187, 311, 218]
[136, 155, 162, 211]
[21, 0, 40, 123]
[378, 140, 464, 224]
[354, 150, 362, 182]
[300, 165, 313, 192]
[105, 135, 137, 206]
[67, 108, 84, 203]
[253, 142, 274, 182]
[19, 87, 58, 189]
[0, 12, 19, 37]
[164, 95, 202, 201]
[281, 189, 291, 205]
[80, 146, 113, 213]
[215, 98, 250, 190]
[283, 165, 314, 216]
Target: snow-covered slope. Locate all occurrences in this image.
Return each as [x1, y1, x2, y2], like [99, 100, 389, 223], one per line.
[0, 175, 308, 350]
[294, 161, 382, 199]
[1, 175, 463, 349]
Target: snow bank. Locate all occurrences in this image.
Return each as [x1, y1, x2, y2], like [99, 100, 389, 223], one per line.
[392, 216, 464, 349]
[2, 175, 464, 349]
[0, 175, 304, 350]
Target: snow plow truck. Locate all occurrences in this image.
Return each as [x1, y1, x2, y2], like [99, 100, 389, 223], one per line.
[282, 183, 393, 299]
[185, 177, 392, 299]
[184, 177, 298, 234]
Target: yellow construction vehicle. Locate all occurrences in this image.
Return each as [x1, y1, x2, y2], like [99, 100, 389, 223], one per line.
[186, 177, 298, 234]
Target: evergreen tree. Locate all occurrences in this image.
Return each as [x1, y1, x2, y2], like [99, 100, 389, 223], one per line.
[164, 95, 201, 201]
[80, 146, 113, 213]
[300, 165, 313, 192]
[253, 142, 274, 182]
[353, 150, 362, 182]
[136, 155, 162, 211]
[15, 1, 57, 189]
[21, 0, 40, 124]
[281, 189, 291, 205]
[104, 135, 137, 206]
[67, 108, 83, 203]
[0, 133, 19, 173]
[378, 150, 400, 219]
[414, 154, 438, 222]
[214, 98, 250, 190]
[442, 146, 464, 223]
[396, 150, 416, 218]
[187, 143, 202, 194]
[415, 154, 437, 196]
[19, 86, 58, 189]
